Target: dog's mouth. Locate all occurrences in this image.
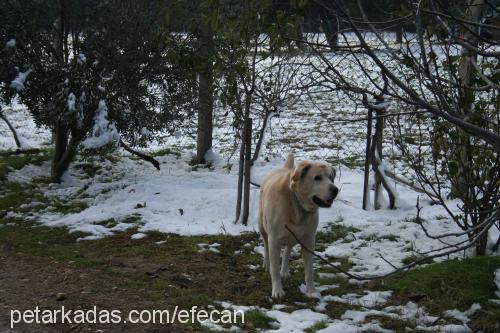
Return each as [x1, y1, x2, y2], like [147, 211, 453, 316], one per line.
[312, 196, 334, 208]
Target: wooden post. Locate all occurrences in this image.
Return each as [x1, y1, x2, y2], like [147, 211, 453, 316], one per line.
[371, 106, 396, 209]
[242, 118, 253, 226]
[362, 108, 373, 210]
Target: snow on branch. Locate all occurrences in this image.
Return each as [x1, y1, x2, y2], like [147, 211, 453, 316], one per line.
[81, 100, 120, 149]
[10, 68, 32, 91]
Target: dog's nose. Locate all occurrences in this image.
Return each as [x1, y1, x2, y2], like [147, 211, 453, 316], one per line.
[330, 185, 339, 198]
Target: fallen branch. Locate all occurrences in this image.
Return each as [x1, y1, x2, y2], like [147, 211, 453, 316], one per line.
[384, 169, 441, 201]
[119, 139, 160, 170]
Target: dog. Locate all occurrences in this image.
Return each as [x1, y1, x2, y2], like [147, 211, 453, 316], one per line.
[259, 153, 338, 298]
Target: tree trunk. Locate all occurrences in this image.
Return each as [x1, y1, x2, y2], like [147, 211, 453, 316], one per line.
[322, 13, 339, 49]
[456, 0, 487, 255]
[396, 25, 403, 45]
[0, 109, 22, 149]
[194, 29, 214, 165]
[51, 121, 69, 182]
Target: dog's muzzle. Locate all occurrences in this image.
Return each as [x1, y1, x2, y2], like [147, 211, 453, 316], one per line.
[313, 185, 338, 208]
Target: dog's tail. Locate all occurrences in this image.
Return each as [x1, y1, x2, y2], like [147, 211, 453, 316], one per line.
[284, 153, 294, 169]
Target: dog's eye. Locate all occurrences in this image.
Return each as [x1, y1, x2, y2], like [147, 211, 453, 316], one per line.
[314, 175, 322, 181]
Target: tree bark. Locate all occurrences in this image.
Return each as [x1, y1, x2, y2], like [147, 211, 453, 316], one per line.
[194, 28, 214, 165]
[242, 118, 252, 226]
[322, 13, 339, 49]
[456, 0, 488, 255]
[51, 121, 69, 182]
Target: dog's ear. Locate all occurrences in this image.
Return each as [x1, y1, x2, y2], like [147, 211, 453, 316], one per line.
[290, 161, 311, 189]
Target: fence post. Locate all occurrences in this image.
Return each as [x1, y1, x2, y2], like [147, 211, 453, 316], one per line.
[242, 118, 253, 225]
[362, 108, 373, 210]
[372, 105, 396, 209]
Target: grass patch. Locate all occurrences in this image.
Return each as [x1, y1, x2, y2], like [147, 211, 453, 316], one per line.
[363, 233, 399, 242]
[316, 220, 361, 249]
[304, 320, 328, 333]
[151, 147, 181, 158]
[0, 149, 50, 180]
[401, 254, 434, 265]
[375, 256, 500, 332]
[241, 310, 276, 331]
[49, 199, 89, 214]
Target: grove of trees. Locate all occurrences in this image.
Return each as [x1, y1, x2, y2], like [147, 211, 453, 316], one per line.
[1, 0, 499, 256]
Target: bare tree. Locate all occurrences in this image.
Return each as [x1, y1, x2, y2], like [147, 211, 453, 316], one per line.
[285, 0, 499, 255]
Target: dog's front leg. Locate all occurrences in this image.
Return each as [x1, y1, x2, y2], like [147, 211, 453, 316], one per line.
[268, 238, 285, 298]
[280, 246, 291, 278]
[301, 236, 316, 295]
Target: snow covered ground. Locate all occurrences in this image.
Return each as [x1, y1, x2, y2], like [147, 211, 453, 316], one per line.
[4, 148, 487, 332]
[1, 91, 498, 332]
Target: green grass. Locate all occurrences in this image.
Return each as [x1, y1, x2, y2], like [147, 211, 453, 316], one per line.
[150, 147, 181, 158]
[376, 256, 500, 331]
[304, 320, 328, 333]
[0, 149, 50, 180]
[401, 254, 434, 265]
[362, 233, 399, 242]
[316, 220, 361, 249]
[241, 310, 276, 331]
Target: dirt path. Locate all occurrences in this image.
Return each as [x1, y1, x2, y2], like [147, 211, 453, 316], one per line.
[0, 251, 189, 333]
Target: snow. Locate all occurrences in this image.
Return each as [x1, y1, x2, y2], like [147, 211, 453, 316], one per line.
[263, 309, 328, 333]
[67, 93, 76, 111]
[204, 148, 223, 165]
[131, 232, 147, 240]
[81, 100, 120, 149]
[10, 68, 32, 91]
[444, 304, 481, 324]
[5, 38, 16, 48]
[77, 53, 86, 64]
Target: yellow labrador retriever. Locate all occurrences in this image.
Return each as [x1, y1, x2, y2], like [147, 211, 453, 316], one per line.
[259, 153, 338, 298]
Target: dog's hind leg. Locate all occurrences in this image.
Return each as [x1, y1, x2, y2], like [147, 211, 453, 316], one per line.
[261, 231, 270, 272]
[269, 238, 285, 298]
[280, 246, 291, 278]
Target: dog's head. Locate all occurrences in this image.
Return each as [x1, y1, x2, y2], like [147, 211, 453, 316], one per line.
[290, 160, 338, 211]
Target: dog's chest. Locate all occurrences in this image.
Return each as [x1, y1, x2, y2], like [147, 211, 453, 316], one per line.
[284, 215, 318, 244]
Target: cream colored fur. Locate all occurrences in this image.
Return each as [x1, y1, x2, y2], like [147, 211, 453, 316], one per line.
[259, 153, 338, 298]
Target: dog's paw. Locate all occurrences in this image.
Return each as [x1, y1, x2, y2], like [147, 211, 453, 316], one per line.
[280, 269, 290, 278]
[271, 286, 285, 299]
